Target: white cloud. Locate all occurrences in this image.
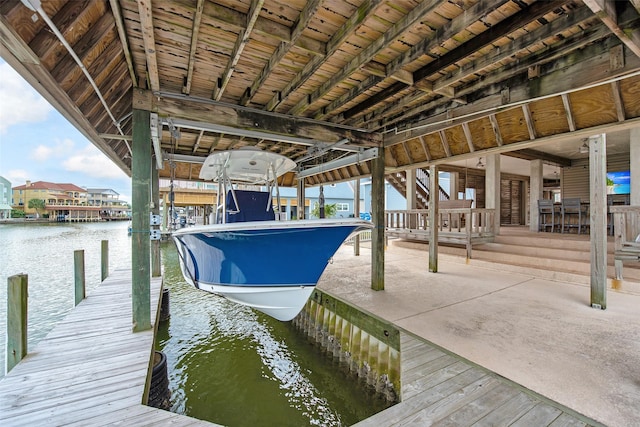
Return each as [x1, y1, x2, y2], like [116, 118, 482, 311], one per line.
[5, 169, 30, 185]
[30, 138, 75, 162]
[63, 144, 128, 180]
[0, 62, 53, 134]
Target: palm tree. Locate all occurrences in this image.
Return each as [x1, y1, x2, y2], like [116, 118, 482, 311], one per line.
[28, 198, 46, 218]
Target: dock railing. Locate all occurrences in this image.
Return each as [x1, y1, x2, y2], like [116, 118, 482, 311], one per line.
[610, 205, 640, 280]
[385, 208, 496, 258]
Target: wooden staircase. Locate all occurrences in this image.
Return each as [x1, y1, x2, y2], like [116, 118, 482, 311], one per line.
[392, 226, 640, 294]
[385, 168, 449, 209]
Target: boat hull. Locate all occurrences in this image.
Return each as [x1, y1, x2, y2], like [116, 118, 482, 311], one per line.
[172, 219, 372, 321]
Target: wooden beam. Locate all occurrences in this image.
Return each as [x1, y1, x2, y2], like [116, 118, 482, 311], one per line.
[192, 129, 205, 153]
[503, 149, 572, 167]
[108, 0, 137, 86]
[561, 93, 576, 132]
[266, 0, 382, 111]
[138, 91, 381, 147]
[214, 0, 264, 101]
[583, 0, 640, 57]
[522, 104, 537, 140]
[438, 130, 452, 157]
[462, 122, 475, 153]
[182, 0, 205, 95]
[288, 0, 442, 115]
[419, 136, 432, 161]
[488, 114, 503, 146]
[610, 81, 626, 122]
[137, 0, 160, 92]
[402, 141, 413, 163]
[240, 0, 322, 106]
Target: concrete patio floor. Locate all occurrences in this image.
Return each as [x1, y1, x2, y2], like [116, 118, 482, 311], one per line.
[318, 243, 640, 427]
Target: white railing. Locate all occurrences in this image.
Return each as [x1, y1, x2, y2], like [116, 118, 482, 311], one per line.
[385, 208, 496, 258]
[610, 206, 640, 279]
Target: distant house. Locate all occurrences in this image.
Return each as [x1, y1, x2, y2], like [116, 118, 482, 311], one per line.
[0, 176, 12, 219]
[11, 181, 127, 221]
[86, 188, 131, 220]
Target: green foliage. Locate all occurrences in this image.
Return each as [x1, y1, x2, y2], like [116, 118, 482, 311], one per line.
[310, 202, 337, 218]
[28, 198, 46, 215]
[11, 209, 25, 218]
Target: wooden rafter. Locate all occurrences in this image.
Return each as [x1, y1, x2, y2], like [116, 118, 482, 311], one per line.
[438, 131, 452, 157]
[583, 0, 640, 57]
[462, 122, 475, 153]
[137, 0, 160, 91]
[265, 0, 382, 112]
[419, 136, 431, 161]
[522, 104, 537, 140]
[192, 129, 204, 154]
[288, 0, 442, 116]
[182, 0, 205, 96]
[214, 0, 264, 101]
[240, 0, 322, 106]
[488, 114, 503, 147]
[610, 81, 626, 122]
[561, 93, 576, 132]
[108, 0, 136, 87]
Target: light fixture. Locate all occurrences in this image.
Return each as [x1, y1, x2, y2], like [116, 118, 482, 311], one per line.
[579, 140, 589, 154]
[476, 157, 484, 168]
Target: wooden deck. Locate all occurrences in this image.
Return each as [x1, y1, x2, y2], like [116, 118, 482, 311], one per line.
[354, 333, 602, 427]
[0, 269, 218, 426]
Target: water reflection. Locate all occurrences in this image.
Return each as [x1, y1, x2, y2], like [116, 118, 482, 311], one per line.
[158, 242, 391, 426]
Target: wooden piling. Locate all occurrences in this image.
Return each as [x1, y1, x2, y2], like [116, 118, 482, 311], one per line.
[6, 274, 28, 373]
[101, 240, 109, 281]
[74, 249, 85, 306]
[292, 289, 400, 402]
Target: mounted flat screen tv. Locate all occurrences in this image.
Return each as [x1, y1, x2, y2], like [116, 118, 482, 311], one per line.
[606, 170, 630, 195]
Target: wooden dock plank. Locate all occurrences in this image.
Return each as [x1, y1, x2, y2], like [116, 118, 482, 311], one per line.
[0, 269, 219, 426]
[354, 333, 598, 427]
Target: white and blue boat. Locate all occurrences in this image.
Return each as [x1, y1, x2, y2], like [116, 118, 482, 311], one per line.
[172, 148, 372, 321]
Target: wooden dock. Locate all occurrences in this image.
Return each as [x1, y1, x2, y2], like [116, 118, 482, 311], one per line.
[0, 269, 219, 426]
[354, 333, 601, 426]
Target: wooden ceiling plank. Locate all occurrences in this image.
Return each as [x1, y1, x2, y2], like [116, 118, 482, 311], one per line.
[240, 0, 322, 106]
[561, 93, 576, 132]
[583, 0, 640, 57]
[265, 0, 382, 111]
[288, 0, 443, 116]
[108, 0, 136, 87]
[137, 0, 160, 92]
[346, 0, 568, 119]
[214, 0, 265, 101]
[182, 0, 205, 95]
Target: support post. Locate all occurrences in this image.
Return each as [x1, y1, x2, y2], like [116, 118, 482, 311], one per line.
[429, 165, 439, 272]
[631, 127, 640, 205]
[132, 107, 152, 332]
[486, 154, 501, 234]
[297, 179, 305, 220]
[354, 178, 361, 256]
[151, 161, 161, 277]
[6, 274, 28, 373]
[101, 240, 109, 281]
[406, 168, 417, 229]
[589, 134, 607, 309]
[530, 159, 543, 231]
[74, 249, 85, 305]
[371, 148, 385, 291]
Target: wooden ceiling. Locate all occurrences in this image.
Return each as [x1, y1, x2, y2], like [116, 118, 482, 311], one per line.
[2, 0, 640, 187]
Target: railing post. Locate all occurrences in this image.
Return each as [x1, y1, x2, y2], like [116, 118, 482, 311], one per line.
[101, 240, 109, 281]
[74, 249, 86, 306]
[7, 274, 28, 373]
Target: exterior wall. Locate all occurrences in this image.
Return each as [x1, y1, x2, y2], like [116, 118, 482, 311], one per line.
[563, 153, 630, 202]
[0, 176, 12, 219]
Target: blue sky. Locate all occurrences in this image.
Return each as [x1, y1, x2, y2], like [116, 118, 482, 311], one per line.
[0, 59, 132, 202]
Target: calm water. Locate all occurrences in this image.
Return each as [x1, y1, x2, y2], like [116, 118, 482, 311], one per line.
[0, 221, 390, 425]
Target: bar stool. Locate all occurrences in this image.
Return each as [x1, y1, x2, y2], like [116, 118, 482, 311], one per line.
[561, 198, 584, 234]
[538, 199, 557, 232]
